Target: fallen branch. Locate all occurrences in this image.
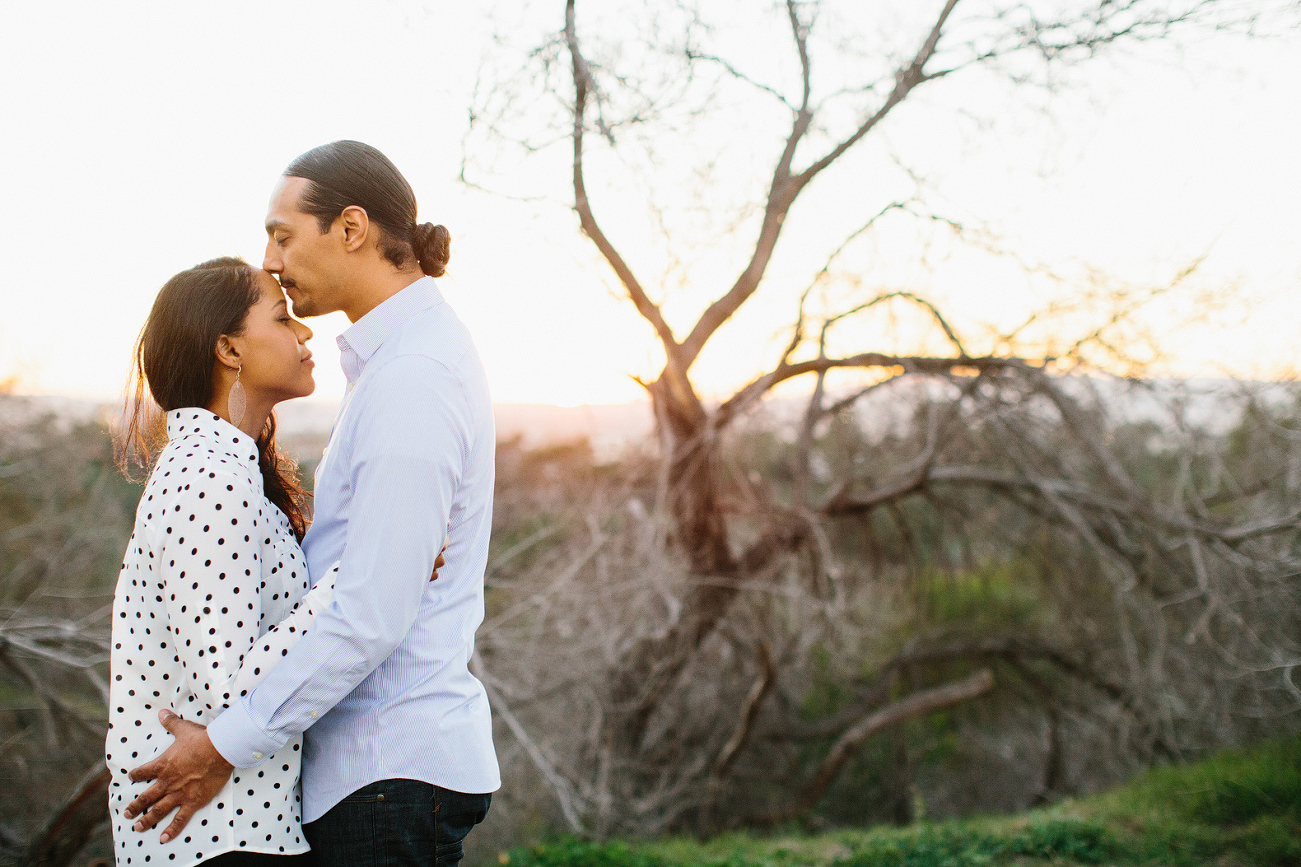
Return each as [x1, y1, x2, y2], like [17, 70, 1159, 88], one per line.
[757, 668, 994, 824]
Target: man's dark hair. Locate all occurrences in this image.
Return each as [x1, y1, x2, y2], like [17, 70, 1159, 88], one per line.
[284, 140, 450, 277]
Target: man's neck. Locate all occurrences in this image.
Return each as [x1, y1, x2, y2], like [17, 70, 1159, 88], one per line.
[343, 267, 426, 323]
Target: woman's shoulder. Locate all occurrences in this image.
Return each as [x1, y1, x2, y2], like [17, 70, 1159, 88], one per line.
[144, 432, 263, 503]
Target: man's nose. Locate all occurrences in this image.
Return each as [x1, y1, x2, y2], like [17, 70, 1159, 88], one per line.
[263, 242, 281, 273]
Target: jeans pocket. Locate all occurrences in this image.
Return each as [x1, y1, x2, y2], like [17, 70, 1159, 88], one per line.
[431, 789, 490, 867]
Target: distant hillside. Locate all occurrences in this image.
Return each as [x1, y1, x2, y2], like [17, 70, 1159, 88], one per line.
[4, 378, 1293, 464]
[0, 394, 656, 461]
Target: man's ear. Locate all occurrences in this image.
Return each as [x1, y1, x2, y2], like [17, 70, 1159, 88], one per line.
[340, 205, 369, 253]
[214, 335, 242, 371]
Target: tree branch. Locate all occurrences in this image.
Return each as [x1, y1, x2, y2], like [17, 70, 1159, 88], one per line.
[676, 0, 820, 368]
[795, 0, 962, 188]
[715, 353, 1026, 430]
[710, 641, 777, 779]
[758, 668, 993, 824]
[565, 0, 694, 407]
[473, 652, 588, 834]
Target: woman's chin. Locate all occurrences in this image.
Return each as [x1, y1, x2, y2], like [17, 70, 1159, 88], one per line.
[272, 384, 316, 406]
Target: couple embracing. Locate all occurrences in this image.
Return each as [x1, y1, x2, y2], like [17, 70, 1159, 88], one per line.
[106, 141, 499, 866]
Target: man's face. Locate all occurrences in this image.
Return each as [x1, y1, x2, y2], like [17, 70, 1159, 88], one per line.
[263, 176, 346, 318]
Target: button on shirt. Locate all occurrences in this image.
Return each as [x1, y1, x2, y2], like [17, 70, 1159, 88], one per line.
[107, 410, 338, 867]
[208, 277, 501, 822]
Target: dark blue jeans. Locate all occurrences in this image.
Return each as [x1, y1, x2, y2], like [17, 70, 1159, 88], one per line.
[303, 779, 491, 867]
[201, 853, 308, 865]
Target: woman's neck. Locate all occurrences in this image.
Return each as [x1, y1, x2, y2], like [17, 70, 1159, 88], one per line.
[208, 392, 272, 440]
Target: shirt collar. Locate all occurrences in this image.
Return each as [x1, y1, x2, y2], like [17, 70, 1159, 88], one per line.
[336, 276, 443, 383]
[165, 408, 260, 468]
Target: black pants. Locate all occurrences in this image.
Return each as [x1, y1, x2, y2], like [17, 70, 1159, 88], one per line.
[200, 852, 307, 865]
[303, 778, 491, 867]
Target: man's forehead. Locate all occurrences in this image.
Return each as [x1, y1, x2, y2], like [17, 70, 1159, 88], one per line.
[266, 175, 310, 220]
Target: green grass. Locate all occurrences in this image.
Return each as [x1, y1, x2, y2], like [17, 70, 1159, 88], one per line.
[499, 733, 1301, 867]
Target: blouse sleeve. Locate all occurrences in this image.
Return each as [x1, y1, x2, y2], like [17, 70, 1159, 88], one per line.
[157, 468, 334, 717]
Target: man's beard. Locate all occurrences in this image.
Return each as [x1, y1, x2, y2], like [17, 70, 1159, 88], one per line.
[283, 281, 317, 318]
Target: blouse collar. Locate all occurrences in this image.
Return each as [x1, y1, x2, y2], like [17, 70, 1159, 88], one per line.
[165, 408, 259, 468]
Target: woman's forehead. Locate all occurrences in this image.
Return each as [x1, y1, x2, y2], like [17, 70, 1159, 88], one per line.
[252, 269, 287, 302]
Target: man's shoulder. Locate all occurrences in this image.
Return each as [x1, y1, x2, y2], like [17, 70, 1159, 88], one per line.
[368, 306, 486, 395]
[386, 302, 476, 367]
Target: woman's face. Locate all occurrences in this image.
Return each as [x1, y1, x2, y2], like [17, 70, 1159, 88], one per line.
[234, 270, 315, 404]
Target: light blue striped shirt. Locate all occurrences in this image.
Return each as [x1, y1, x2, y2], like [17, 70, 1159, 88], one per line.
[207, 277, 500, 822]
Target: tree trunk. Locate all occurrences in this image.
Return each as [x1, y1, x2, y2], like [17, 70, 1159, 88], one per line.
[608, 378, 744, 751]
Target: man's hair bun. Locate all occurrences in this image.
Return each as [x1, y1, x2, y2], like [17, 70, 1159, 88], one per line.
[413, 223, 451, 278]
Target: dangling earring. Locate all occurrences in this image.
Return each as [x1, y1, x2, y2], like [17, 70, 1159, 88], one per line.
[228, 364, 247, 429]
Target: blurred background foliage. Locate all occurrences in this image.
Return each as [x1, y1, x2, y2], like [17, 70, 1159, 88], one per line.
[3, 380, 1300, 865]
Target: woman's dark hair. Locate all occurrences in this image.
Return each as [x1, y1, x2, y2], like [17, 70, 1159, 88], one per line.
[285, 140, 451, 278]
[117, 257, 309, 540]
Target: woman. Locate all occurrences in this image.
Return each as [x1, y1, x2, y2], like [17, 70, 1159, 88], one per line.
[108, 256, 334, 866]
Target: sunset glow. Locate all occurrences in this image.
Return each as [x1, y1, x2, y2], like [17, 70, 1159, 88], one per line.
[1, 2, 1298, 411]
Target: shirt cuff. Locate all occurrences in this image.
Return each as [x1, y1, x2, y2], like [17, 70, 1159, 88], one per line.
[207, 699, 283, 768]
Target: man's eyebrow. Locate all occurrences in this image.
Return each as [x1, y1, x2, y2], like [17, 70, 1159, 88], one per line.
[265, 218, 289, 234]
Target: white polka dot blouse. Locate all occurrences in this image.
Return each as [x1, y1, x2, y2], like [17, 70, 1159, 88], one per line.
[106, 409, 337, 866]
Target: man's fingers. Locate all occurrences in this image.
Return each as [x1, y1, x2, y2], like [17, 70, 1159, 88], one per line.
[158, 707, 180, 732]
[125, 755, 163, 786]
[127, 757, 163, 785]
[132, 793, 178, 832]
[159, 804, 196, 844]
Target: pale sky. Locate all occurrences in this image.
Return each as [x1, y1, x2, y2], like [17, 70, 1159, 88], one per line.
[1, 1, 1298, 410]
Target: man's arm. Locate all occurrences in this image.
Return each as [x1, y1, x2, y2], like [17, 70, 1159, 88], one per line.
[126, 356, 466, 836]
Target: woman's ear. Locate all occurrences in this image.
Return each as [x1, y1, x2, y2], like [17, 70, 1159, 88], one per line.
[215, 334, 242, 371]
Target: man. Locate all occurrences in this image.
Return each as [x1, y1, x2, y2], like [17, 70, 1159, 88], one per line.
[124, 141, 500, 866]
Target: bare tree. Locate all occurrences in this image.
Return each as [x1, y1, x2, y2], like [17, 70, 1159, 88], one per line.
[463, 0, 1299, 836]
